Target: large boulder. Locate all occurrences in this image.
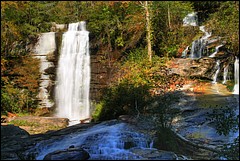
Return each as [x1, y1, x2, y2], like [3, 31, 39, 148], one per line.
[1, 124, 29, 139]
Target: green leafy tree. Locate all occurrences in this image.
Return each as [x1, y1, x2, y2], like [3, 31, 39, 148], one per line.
[205, 1, 239, 57]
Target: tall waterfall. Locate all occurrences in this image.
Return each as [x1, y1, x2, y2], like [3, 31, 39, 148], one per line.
[55, 21, 90, 125]
[233, 57, 239, 94]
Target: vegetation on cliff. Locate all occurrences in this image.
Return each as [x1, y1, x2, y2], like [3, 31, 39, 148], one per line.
[1, 1, 238, 118]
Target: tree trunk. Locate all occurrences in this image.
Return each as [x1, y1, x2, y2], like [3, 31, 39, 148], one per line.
[168, 4, 171, 30]
[145, 1, 152, 62]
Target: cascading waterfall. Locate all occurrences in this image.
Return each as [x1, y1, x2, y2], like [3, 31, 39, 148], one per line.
[222, 64, 229, 84]
[233, 57, 239, 94]
[55, 21, 90, 125]
[189, 26, 211, 59]
[209, 44, 224, 58]
[34, 121, 154, 160]
[34, 32, 56, 108]
[183, 12, 198, 26]
[212, 60, 220, 84]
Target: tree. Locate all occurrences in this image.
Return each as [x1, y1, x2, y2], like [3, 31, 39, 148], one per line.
[206, 1, 239, 57]
[139, 1, 153, 62]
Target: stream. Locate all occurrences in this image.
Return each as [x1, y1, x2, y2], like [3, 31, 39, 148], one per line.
[27, 82, 238, 160]
[34, 120, 157, 160]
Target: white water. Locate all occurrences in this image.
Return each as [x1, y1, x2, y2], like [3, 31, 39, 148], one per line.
[183, 12, 198, 26]
[222, 64, 229, 84]
[35, 121, 154, 160]
[233, 57, 239, 94]
[189, 26, 211, 59]
[55, 21, 90, 125]
[181, 46, 189, 58]
[209, 44, 224, 58]
[212, 60, 220, 84]
[34, 32, 56, 108]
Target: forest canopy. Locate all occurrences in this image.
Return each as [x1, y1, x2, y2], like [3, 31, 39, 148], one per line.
[1, 1, 239, 115]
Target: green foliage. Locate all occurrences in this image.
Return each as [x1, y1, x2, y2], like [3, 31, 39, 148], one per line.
[93, 82, 151, 121]
[205, 1, 239, 56]
[220, 136, 239, 160]
[1, 86, 21, 114]
[206, 105, 239, 160]
[207, 106, 239, 136]
[154, 127, 179, 152]
[92, 48, 181, 122]
[1, 56, 40, 115]
[151, 1, 195, 57]
[92, 101, 104, 122]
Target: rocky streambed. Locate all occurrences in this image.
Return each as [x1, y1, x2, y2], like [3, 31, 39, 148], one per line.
[1, 82, 239, 160]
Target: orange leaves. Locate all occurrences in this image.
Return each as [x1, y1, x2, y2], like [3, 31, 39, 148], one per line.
[192, 83, 206, 94]
[7, 112, 18, 118]
[126, 13, 144, 33]
[8, 56, 40, 93]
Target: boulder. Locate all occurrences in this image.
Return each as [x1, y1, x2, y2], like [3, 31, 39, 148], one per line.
[1, 124, 29, 139]
[43, 146, 90, 160]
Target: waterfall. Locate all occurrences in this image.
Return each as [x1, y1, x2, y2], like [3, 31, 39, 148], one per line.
[34, 32, 56, 108]
[181, 46, 189, 58]
[222, 64, 229, 84]
[233, 57, 239, 94]
[34, 121, 154, 160]
[212, 60, 220, 84]
[55, 21, 90, 125]
[183, 12, 198, 26]
[209, 44, 224, 58]
[189, 26, 211, 59]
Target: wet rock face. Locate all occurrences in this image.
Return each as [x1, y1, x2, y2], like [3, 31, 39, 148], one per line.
[33, 32, 57, 108]
[169, 58, 217, 80]
[43, 147, 90, 160]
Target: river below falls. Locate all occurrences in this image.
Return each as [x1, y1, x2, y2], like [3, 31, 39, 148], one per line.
[34, 120, 156, 160]
[28, 82, 238, 160]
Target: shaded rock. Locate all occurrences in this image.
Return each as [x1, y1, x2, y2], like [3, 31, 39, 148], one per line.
[43, 147, 90, 160]
[130, 148, 178, 160]
[1, 152, 21, 160]
[1, 124, 29, 138]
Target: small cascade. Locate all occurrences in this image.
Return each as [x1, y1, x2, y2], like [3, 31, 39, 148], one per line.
[181, 46, 189, 58]
[222, 64, 229, 84]
[209, 44, 224, 58]
[34, 121, 154, 160]
[212, 60, 220, 84]
[183, 12, 198, 26]
[233, 57, 239, 94]
[55, 21, 90, 125]
[189, 26, 211, 59]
